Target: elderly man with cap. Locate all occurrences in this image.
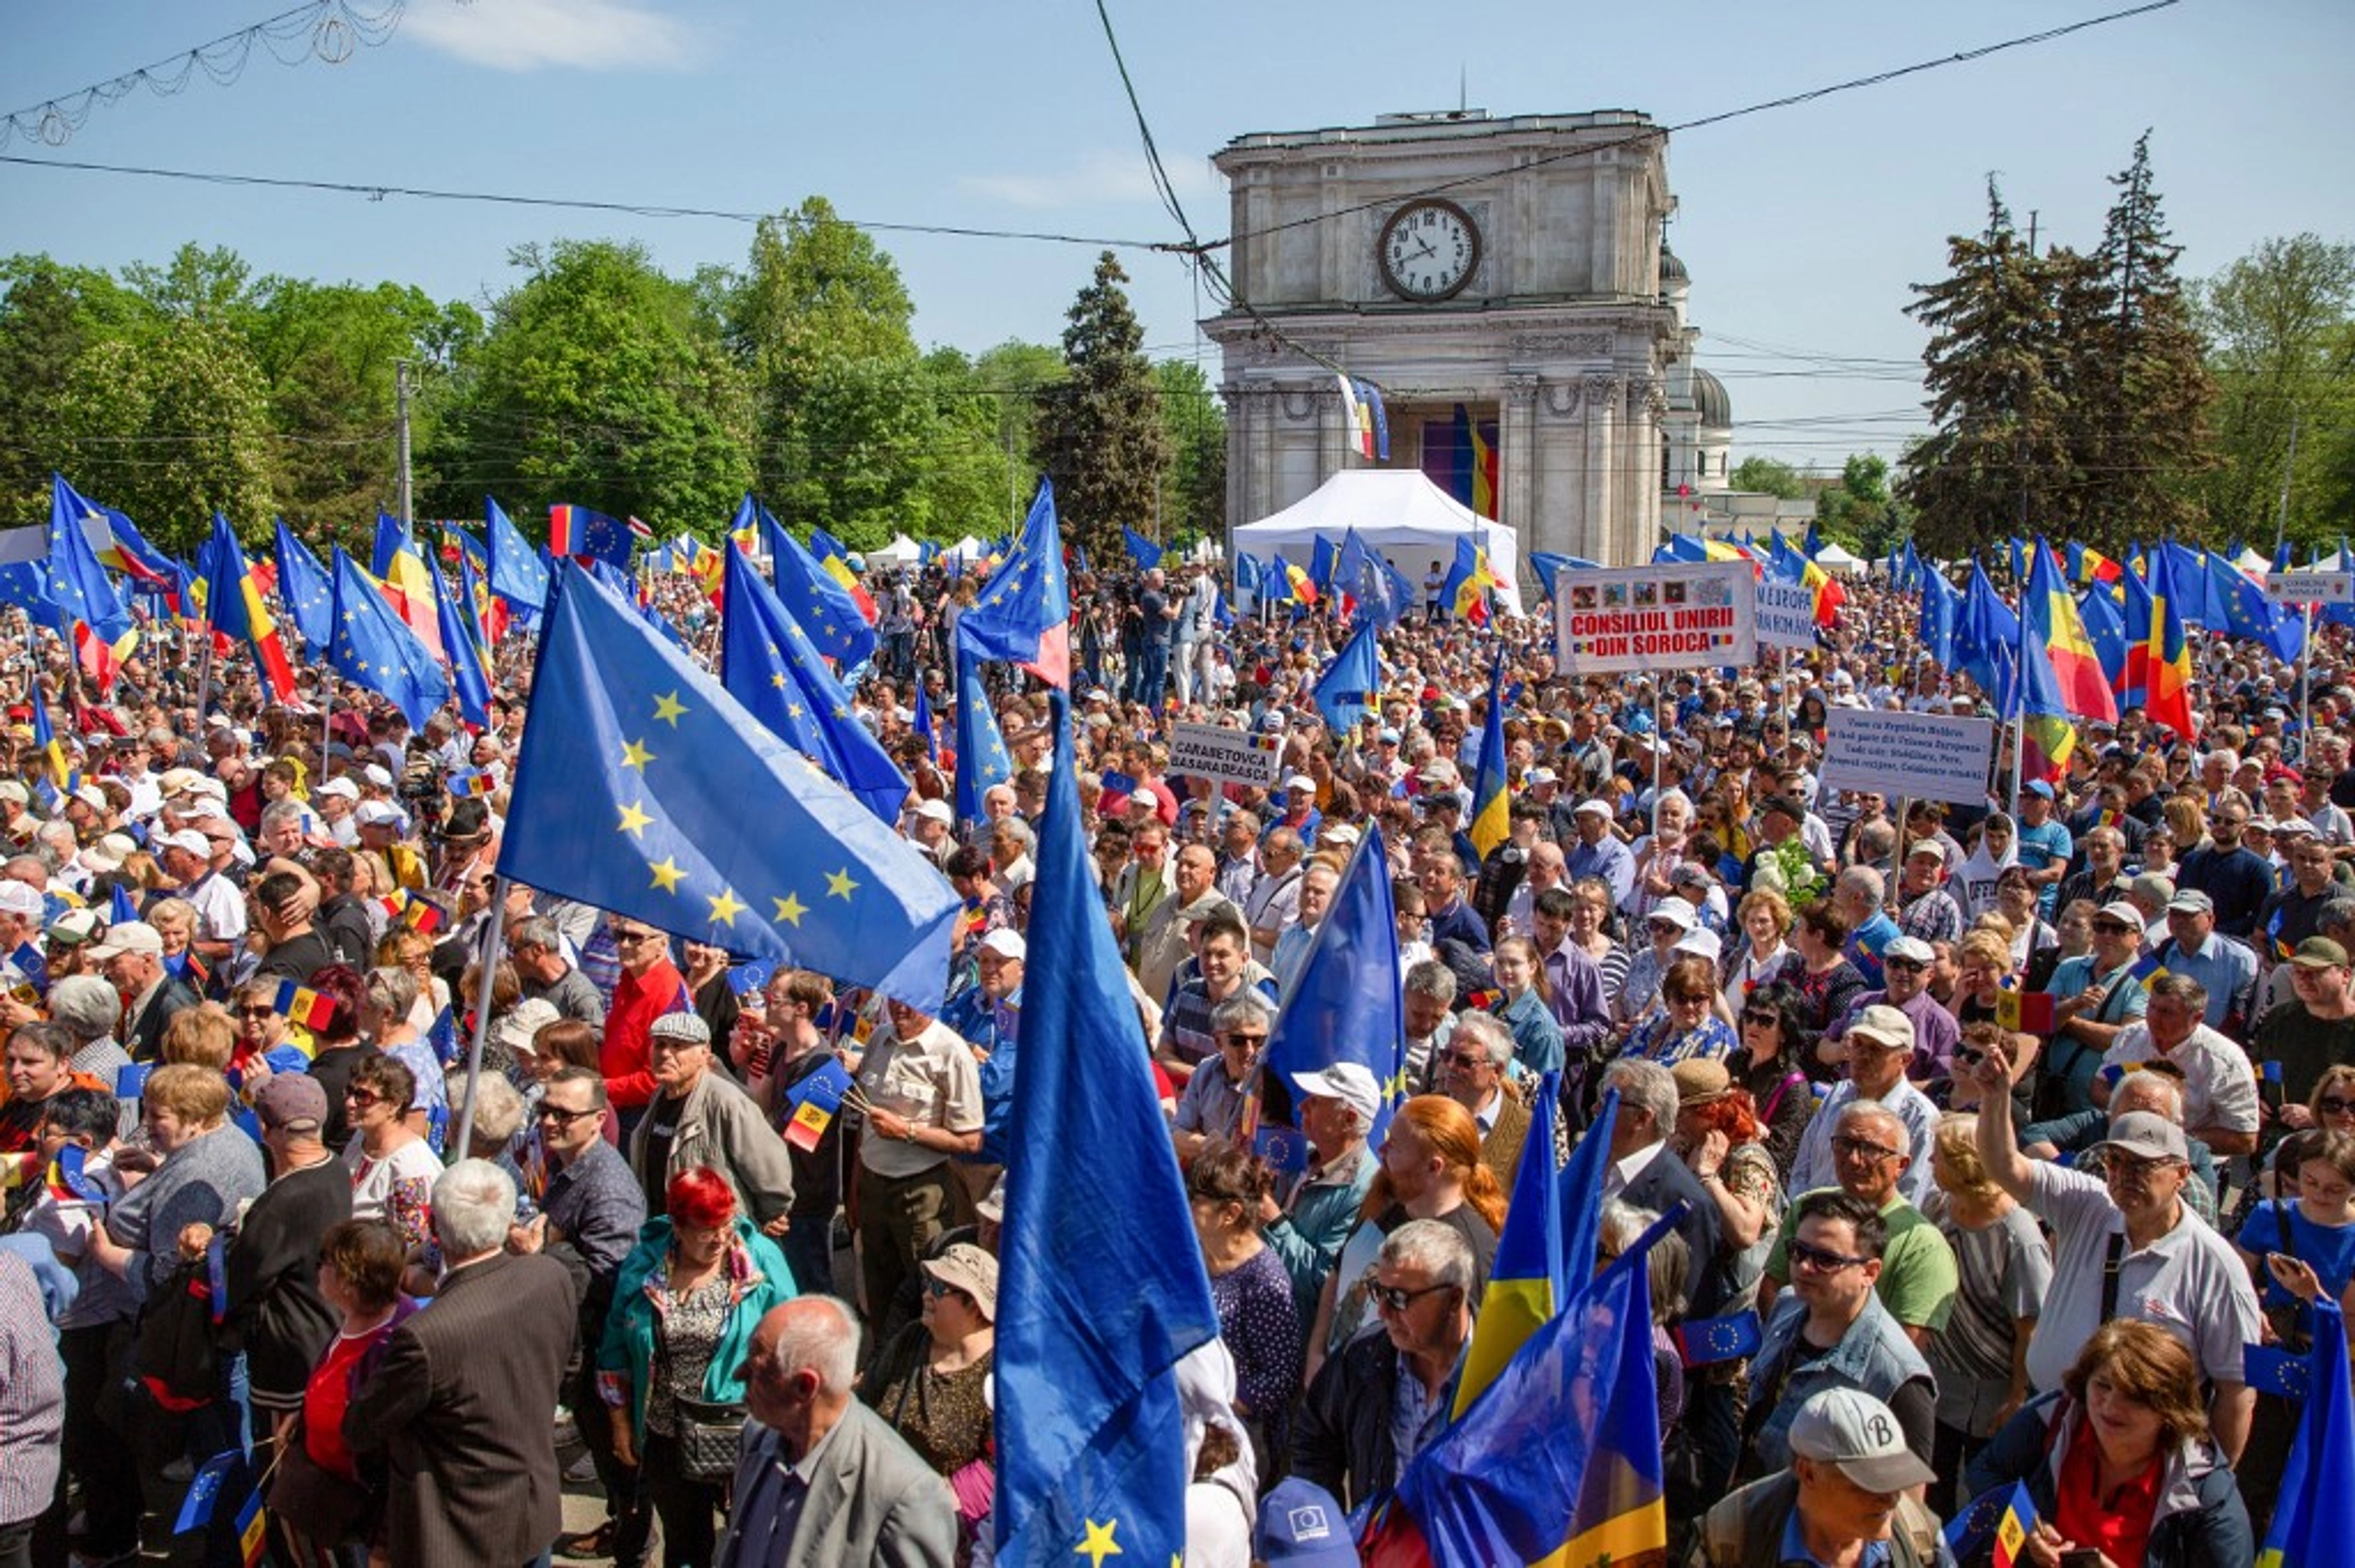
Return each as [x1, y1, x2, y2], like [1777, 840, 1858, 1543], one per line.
[89, 920, 195, 1059]
[1263, 1061, 1382, 1321]
[2142, 886, 2258, 1034]
[313, 774, 362, 847]
[1563, 796, 1636, 910]
[1692, 1388, 1948, 1567]
[353, 796, 426, 890]
[904, 796, 956, 869]
[2041, 899, 2153, 1118]
[1789, 1005, 1940, 1207]
[1825, 934, 1959, 1084]
[223, 1073, 352, 1436]
[1964, 1038, 2259, 1461]
[1890, 839, 1964, 947]
[630, 1011, 793, 1236]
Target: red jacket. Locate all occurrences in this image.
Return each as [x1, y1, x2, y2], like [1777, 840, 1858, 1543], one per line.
[601, 959, 685, 1109]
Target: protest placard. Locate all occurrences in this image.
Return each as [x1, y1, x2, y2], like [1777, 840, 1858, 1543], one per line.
[1755, 579, 1818, 651]
[1819, 707, 1994, 807]
[1169, 720, 1285, 788]
[1553, 560, 1756, 675]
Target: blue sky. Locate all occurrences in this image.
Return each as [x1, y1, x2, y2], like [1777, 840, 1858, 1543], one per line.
[3, 0, 2348, 475]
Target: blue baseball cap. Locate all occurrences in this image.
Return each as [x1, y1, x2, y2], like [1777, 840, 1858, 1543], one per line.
[1255, 1478, 1357, 1566]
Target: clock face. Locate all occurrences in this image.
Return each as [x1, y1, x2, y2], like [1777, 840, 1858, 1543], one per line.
[1378, 200, 1480, 302]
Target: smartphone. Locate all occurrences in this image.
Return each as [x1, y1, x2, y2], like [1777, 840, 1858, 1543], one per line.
[2059, 1551, 2102, 1568]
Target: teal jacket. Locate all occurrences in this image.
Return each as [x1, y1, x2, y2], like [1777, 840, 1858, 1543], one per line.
[596, 1215, 796, 1444]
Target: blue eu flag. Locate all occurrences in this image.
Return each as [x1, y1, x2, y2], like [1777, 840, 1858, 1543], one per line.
[272, 518, 335, 653]
[498, 562, 959, 1011]
[994, 692, 1219, 1568]
[1121, 524, 1162, 570]
[718, 544, 908, 823]
[1261, 825, 1406, 1136]
[953, 643, 1011, 824]
[1310, 619, 1382, 737]
[43, 475, 132, 646]
[486, 496, 549, 620]
[328, 549, 450, 731]
[430, 560, 493, 730]
[759, 502, 878, 671]
[957, 480, 1071, 687]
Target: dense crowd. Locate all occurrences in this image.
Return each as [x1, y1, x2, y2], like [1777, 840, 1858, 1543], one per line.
[0, 541, 2350, 1568]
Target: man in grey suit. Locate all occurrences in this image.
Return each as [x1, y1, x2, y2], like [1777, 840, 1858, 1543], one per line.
[716, 1295, 958, 1568]
[345, 1160, 580, 1568]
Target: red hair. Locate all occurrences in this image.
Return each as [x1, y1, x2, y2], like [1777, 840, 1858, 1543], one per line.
[667, 1167, 737, 1230]
[1688, 1087, 1762, 1145]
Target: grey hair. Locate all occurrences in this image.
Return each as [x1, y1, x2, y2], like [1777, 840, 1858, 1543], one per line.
[1600, 1200, 1692, 1325]
[1450, 1010, 1515, 1068]
[1603, 1058, 1680, 1131]
[1377, 1218, 1476, 1296]
[2110, 1073, 2185, 1121]
[258, 799, 307, 835]
[1404, 958, 1458, 1004]
[431, 1159, 517, 1261]
[509, 915, 562, 954]
[463, 1073, 524, 1148]
[365, 965, 419, 1020]
[1836, 1099, 1908, 1149]
[1209, 991, 1273, 1037]
[2318, 898, 2355, 937]
[1836, 864, 1885, 903]
[47, 974, 122, 1044]
[771, 1294, 863, 1396]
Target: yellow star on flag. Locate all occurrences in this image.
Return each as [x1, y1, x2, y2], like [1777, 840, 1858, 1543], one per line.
[621, 738, 655, 771]
[652, 691, 689, 727]
[1074, 1519, 1122, 1567]
[825, 867, 858, 900]
[615, 801, 653, 837]
[786, 703, 805, 719]
[773, 892, 808, 926]
[707, 888, 747, 926]
[649, 857, 686, 893]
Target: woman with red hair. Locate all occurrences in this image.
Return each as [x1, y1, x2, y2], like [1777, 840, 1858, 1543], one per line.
[597, 1168, 795, 1567]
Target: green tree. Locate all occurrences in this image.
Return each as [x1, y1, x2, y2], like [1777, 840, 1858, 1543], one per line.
[1034, 252, 1168, 560]
[971, 338, 1066, 527]
[1729, 455, 1807, 499]
[1901, 181, 2073, 558]
[1813, 452, 1896, 545]
[2196, 235, 2355, 545]
[1155, 358, 1226, 544]
[419, 240, 754, 536]
[55, 316, 279, 549]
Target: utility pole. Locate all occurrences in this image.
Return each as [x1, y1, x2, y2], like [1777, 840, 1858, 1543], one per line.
[395, 359, 414, 528]
[2273, 412, 2301, 555]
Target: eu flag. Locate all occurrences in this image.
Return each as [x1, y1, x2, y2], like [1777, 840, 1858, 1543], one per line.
[1337, 528, 1403, 628]
[272, 518, 335, 653]
[499, 561, 959, 1011]
[912, 680, 938, 765]
[2261, 1295, 2355, 1568]
[957, 480, 1072, 689]
[953, 643, 1012, 823]
[1311, 620, 1382, 737]
[430, 561, 493, 729]
[1121, 524, 1163, 571]
[486, 496, 549, 619]
[1365, 1218, 1667, 1568]
[1916, 558, 1959, 669]
[760, 504, 878, 672]
[1262, 826, 1406, 1131]
[718, 544, 908, 823]
[994, 692, 1219, 1568]
[546, 503, 637, 567]
[44, 475, 133, 647]
[329, 550, 450, 731]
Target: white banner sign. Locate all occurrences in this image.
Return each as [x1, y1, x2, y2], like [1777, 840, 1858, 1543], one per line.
[1554, 560, 1757, 676]
[1169, 721, 1285, 788]
[1819, 708, 1995, 807]
[1755, 580, 1819, 651]
[2267, 570, 2354, 606]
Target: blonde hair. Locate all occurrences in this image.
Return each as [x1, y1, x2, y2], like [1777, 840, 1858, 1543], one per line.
[160, 1003, 236, 1070]
[1933, 1113, 2004, 1206]
[143, 1062, 231, 1125]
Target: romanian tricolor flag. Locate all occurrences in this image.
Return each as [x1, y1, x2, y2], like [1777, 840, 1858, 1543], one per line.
[272, 980, 336, 1033]
[1365, 1206, 1668, 1567]
[29, 676, 72, 793]
[201, 515, 299, 702]
[1451, 1070, 1560, 1416]
[2026, 541, 2118, 727]
[1466, 658, 1511, 860]
[2142, 543, 2199, 739]
[1282, 559, 1318, 607]
[45, 1142, 105, 1203]
[809, 528, 879, 623]
[372, 514, 445, 659]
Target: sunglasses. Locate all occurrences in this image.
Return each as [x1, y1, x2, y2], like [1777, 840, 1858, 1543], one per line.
[614, 931, 663, 947]
[1788, 1239, 1871, 1274]
[1881, 957, 1926, 973]
[1741, 1010, 1778, 1027]
[344, 1089, 382, 1108]
[1223, 1033, 1268, 1047]
[237, 1006, 278, 1019]
[1368, 1279, 1455, 1313]
[535, 1104, 597, 1126]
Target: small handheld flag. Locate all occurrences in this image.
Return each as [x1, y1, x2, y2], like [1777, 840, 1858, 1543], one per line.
[271, 980, 335, 1033]
[782, 1058, 854, 1151]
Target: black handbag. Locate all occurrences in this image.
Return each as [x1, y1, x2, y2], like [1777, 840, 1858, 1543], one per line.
[672, 1394, 746, 1482]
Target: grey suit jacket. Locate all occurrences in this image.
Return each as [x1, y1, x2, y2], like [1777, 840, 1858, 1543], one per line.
[718, 1400, 959, 1568]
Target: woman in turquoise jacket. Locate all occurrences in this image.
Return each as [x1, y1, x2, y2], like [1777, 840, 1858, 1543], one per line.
[598, 1167, 796, 1568]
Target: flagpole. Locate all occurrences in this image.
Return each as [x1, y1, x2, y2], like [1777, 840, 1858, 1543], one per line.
[450, 875, 511, 1158]
[2300, 599, 2315, 767]
[2010, 557, 2028, 818]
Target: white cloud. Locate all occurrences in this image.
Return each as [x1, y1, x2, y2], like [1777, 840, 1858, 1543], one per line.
[960, 148, 1217, 211]
[402, 0, 704, 73]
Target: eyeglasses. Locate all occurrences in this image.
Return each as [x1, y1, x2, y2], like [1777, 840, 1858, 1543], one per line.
[2093, 921, 2137, 936]
[922, 1276, 971, 1303]
[344, 1088, 381, 1107]
[1881, 957, 1926, 973]
[2319, 1096, 2355, 1116]
[1831, 1135, 1901, 1163]
[1441, 1050, 1489, 1071]
[1741, 1010, 1778, 1027]
[1368, 1279, 1456, 1314]
[1223, 1033, 1268, 1047]
[236, 1006, 277, 1019]
[1788, 1239, 1872, 1274]
[535, 1104, 597, 1126]
[614, 931, 662, 947]
[1667, 992, 1710, 1009]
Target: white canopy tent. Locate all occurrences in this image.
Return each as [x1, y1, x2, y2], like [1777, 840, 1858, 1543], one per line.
[868, 533, 923, 567]
[1813, 543, 1867, 576]
[2235, 546, 2273, 576]
[1229, 470, 1527, 617]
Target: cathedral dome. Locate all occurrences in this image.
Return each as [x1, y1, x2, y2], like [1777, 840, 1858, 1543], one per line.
[1660, 246, 1689, 286]
[1693, 366, 1731, 429]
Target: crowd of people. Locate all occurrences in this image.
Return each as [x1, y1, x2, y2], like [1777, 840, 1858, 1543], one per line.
[0, 537, 2350, 1568]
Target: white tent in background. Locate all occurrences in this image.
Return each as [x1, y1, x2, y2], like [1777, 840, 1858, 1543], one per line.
[869, 533, 923, 567]
[942, 535, 986, 568]
[1814, 543, 1867, 576]
[1229, 470, 1526, 617]
[2235, 546, 2273, 576]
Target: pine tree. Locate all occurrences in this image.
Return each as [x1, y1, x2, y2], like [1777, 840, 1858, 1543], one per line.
[1901, 182, 2074, 558]
[2069, 132, 2216, 547]
[1034, 252, 1170, 561]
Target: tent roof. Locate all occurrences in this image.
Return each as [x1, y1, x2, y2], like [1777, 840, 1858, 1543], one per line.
[868, 533, 922, 564]
[1232, 469, 1525, 615]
